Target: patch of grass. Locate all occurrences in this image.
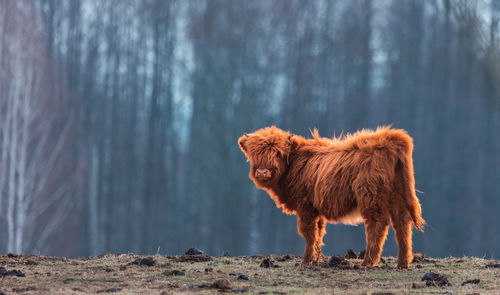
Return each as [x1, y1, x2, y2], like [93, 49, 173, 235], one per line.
[208, 258, 234, 266]
[0, 254, 499, 294]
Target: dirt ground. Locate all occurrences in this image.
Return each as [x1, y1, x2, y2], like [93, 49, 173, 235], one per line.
[0, 251, 499, 294]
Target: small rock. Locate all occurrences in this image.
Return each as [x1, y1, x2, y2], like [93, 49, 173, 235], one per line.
[233, 287, 250, 293]
[416, 264, 423, 269]
[461, 279, 480, 286]
[7, 253, 19, 258]
[213, 278, 232, 290]
[237, 274, 249, 280]
[260, 258, 278, 268]
[223, 252, 231, 257]
[205, 267, 213, 273]
[346, 249, 358, 259]
[185, 248, 204, 255]
[131, 257, 155, 266]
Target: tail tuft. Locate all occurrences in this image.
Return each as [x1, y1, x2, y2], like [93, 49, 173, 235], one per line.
[412, 208, 425, 232]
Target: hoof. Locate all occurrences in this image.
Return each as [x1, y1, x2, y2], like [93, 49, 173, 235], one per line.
[301, 258, 312, 265]
[361, 260, 377, 268]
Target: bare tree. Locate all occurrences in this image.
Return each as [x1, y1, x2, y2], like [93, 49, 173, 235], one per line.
[0, 1, 80, 254]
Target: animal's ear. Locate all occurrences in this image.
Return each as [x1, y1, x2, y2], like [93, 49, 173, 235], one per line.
[238, 134, 248, 152]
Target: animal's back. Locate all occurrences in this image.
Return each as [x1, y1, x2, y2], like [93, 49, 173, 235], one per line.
[309, 127, 414, 222]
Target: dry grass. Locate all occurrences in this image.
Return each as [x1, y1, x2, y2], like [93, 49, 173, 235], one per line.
[0, 253, 499, 294]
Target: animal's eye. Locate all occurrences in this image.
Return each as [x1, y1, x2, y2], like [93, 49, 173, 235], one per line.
[246, 159, 249, 162]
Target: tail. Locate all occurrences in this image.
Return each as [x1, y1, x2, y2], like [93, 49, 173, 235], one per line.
[392, 131, 425, 232]
[398, 159, 425, 231]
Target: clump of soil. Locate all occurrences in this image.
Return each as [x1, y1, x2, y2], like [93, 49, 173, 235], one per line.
[237, 274, 249, 280]
[358, 249, 366, 259]
[130, 257, 155, 266]
[421, 272, 451, 287]
[12, 286, 36, 292]
[346, 249, 358, 259]
[25, 259, 38, 265]
[260, 258, 279, 268]
[0, 267, 25, 278]
[328, 256, 354, 269]
[486, 263, 500, 268]
[176, 248, 213, 262]
[97, 287, 121, 293]
[462, 279, 480, 286]
[185, 248, 204, 255]
[164, 270, 185, 276]
[412, 252, 434, 263]
[213, 278, 232, 290]
[276, 254, 296, 262]
[177, 254, 212, 263]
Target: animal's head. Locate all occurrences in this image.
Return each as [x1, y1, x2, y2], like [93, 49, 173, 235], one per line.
[238, 126, 293, 188]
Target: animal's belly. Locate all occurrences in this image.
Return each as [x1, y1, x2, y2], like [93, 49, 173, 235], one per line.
[331, 207, 364, 225]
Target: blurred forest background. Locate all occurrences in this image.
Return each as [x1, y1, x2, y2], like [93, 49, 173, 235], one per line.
[1, 0, 500, 259]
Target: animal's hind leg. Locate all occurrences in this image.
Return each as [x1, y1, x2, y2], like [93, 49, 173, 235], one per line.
[391, 210, 413, 269]
[315, 217, 326, 262]
[359, 196, 390, 267]
[361, 218, 389, 267]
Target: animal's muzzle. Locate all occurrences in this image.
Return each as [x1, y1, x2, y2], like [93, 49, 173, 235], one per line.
[255, 168, 271, 179]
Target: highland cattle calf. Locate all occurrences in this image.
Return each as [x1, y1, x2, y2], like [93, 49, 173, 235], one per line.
[238, 126, 424, 269]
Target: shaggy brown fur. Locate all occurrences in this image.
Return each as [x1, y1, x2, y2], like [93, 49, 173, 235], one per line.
[238, 126, 424, 269]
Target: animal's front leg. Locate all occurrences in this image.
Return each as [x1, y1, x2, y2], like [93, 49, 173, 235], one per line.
[297, 210, 320, 265]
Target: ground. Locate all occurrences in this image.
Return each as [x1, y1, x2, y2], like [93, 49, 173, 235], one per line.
[0, 251, 499, 294]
